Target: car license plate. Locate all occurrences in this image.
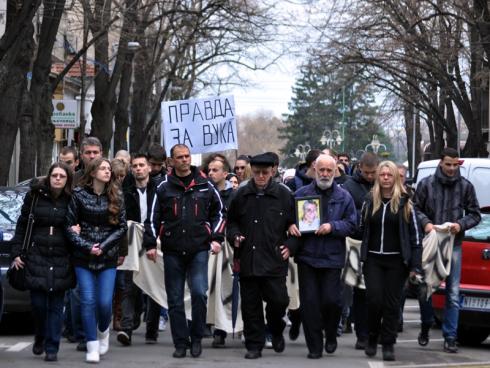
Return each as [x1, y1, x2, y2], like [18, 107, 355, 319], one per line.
[462, 296, 490, 311]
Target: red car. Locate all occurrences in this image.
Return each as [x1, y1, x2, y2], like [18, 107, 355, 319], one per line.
[431, 212, 490, 345]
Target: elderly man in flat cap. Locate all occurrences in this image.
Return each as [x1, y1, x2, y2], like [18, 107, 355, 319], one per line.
[227, 152, 297, 359]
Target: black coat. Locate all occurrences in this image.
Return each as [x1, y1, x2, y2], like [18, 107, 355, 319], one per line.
[227, 179, 295, 277]
[66, 186, 127, 271]
[11, 184, 74, 292]
[414, 165, 481, 246]
[144, 166, 226, 255]
[123, 175, 157, 223]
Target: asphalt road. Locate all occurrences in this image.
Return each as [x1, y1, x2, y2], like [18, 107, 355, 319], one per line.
[1, 299, 490, 368]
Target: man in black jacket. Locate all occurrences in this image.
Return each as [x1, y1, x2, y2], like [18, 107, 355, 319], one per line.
[342, 151, 379, 350]
[144, 144, 225, 359]
[147, 143, 167, 185]
[414, 148, 481, 353]
[207, 156, 235, 348]
[117, 153, 161, 346]
[227, 152, 296, 359]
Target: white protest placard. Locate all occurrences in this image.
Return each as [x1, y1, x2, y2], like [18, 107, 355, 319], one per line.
[51, 99, 79, 128]
[161, 95, 237, 155]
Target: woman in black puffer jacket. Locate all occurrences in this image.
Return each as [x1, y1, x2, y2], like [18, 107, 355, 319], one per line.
[11, 162, 75, 362]
[65, 157, 127, 363]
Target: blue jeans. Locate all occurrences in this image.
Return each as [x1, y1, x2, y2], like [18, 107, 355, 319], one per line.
[164, 250, 209, 348]
[30, 290, 65, 354]
[75, 267, 117, 342]
[419, 245, 462, 339]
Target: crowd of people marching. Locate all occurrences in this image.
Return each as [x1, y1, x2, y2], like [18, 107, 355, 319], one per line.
[9, 137, 481, 363]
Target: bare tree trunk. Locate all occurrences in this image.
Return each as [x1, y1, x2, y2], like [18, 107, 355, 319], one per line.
[84, 0, 133, 155]
[114, 53, 133, 152]
[0, 1, 39, 184]
[18, 93, 36, 181]
[114, 0, 138, 152]
[19, 0, 66, 180]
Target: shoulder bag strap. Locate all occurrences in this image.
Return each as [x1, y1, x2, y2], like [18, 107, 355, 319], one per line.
[21, 194, 38, 253]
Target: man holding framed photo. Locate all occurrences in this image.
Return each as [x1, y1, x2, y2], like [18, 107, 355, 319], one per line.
[289, 154, 357, 359]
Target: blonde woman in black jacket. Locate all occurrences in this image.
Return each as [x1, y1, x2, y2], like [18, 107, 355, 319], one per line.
[359, 161, 422, 361]
[11, 162, 75, 362]
[66, 158, 127, 363]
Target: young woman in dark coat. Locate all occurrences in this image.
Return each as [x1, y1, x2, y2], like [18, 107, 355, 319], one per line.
[11, 162, 75, 362]
[359, 160, 422, 361]
[65, 157, 127, 363]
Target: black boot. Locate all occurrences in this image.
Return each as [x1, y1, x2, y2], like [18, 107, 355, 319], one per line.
[32, 336, 44, 356]
[418, 323, 430, 346]
[365, 336, 377, 357]
[382, 344, 395, 361]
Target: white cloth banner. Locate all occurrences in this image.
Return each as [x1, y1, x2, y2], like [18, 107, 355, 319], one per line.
[161, 95, 237, 155]
[119, 221, 243, 333]
[421, 223, 455, 300]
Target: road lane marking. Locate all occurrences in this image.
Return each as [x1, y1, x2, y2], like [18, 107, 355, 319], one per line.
[6, 342, 31, 352]
[397, 338, 444, 343]
[368, 362, 386, 368]
[392, 361, 490, 368]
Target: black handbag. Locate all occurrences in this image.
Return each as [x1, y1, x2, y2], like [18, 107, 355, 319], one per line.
[7, 194, 38, 291]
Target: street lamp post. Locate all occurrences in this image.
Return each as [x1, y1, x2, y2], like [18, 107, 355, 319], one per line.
[294, 144, 311, 162]
[365, 134, 387, 154]
[320, 129, 343, 149]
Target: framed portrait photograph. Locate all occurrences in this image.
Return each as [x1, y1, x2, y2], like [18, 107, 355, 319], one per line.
[295, 195, 322, 233]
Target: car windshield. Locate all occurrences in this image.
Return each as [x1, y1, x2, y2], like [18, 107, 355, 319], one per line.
[465, 213, 490, 240]
[0, 189, 26, 228]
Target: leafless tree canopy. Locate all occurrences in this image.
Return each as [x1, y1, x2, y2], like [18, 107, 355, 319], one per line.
[306, 0, 490, 165]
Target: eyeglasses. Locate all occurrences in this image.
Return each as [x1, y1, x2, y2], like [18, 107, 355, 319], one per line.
[235, 166, 246, 170]
[51, 174, 67, 179]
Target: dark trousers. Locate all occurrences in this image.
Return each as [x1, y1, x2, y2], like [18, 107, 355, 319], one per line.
[298, 263, 342, 354]
[145, 297, 161, 339]
[31, 290, 65, 354]
[240, 276, 289, 352]
[164, 250, 209, 349]
[68, 287, 85, 342]
[353, 287, 368, 340]
[364, 254, 408, 345]
[119, 270, 144, 334]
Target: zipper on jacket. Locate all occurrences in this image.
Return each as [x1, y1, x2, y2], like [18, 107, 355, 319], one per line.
[380, 201, 389, 253]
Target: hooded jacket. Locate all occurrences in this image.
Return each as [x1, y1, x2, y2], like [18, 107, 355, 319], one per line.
[144, 166, 226, 255]
[414, 165, 481, 246]
[285, 163, 314, 192]
[12, 181, 74, 292]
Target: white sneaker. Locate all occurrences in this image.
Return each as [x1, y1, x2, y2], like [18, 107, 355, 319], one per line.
[86, 341, 100, 363]
[97, 327, 110, 355]
[158, 317, 167, 331]
[265, 335, 273, 349]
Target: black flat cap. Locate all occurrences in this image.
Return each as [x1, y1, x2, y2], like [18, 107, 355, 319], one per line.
[250, 152, 276, 167]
